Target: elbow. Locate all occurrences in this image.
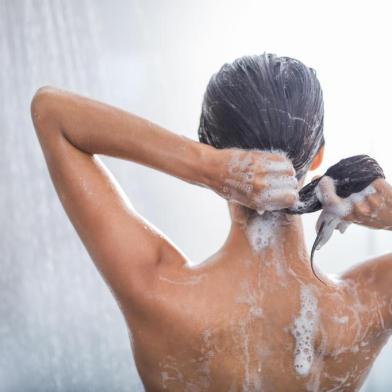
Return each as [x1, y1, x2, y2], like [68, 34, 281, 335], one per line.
[30, 86, 60, 133]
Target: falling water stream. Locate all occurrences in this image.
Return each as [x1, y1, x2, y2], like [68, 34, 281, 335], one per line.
[0, 1, 142, 390]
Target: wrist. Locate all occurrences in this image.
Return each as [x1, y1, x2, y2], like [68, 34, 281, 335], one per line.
[364, 179, 392, 230]
[381, 181, 392, 229]
[197, 143, 223, 190]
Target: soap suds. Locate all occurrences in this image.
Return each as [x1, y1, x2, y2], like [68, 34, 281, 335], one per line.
[159, 274, 206, 286]
[331, 315, 348, 325]
[160, 356, 185, 389]
[256, 152, 299, 214]
[315, 176, 376, 250]
[224, 149, 298, 214]
[235, 281, 264, 320]
[324, 373, 350, 392]
[246, 212, 282, 252]
[292, 285, 319, 376]
[259, 150, 293, 172]
[239, 321, 251, 391]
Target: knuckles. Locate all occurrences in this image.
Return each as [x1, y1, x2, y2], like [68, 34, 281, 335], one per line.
[353, 202, 372, 217]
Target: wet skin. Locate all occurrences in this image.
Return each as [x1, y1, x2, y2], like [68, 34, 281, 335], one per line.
[130, 206, 392, 392]
[31, 87, 392, 391]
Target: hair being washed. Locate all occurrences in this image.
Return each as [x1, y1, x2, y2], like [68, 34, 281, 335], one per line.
[198, 53, 325, 180]
[198, 53, 385, 281]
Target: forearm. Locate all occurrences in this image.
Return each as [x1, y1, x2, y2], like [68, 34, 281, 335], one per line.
[31, 86, 216, 188]
[348, 178, 392, 230]
[31, 86, 300, 213]
[370, 180, 392, 230]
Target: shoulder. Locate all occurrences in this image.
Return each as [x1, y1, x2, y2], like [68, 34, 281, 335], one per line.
[340, 253, 392, 332]
[119, 242, 189, 307]
[341, 253, 392, 291]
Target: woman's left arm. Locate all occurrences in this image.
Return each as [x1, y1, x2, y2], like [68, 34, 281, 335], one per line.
[31, 86, 299, 302]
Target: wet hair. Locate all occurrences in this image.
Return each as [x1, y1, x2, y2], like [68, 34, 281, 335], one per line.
[198, 53, 325, 179]
[285, 155, 385, 274]
[198, 53, 385, 281]
[285, 155, 385, 215]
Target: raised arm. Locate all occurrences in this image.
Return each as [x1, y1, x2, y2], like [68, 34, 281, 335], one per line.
[31, 86, 216, 301]
[31, 86, 298, 302]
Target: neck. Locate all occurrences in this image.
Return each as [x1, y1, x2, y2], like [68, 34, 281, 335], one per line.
[222, 206, 315, 278]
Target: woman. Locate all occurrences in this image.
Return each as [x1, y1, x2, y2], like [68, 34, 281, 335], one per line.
[31, 53, 392, 391]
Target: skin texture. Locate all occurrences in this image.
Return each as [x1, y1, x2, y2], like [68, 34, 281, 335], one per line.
[31, 87, 392, 391]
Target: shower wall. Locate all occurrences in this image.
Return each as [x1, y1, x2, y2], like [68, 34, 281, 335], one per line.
[0, 1, 143, 391]
[1, 1, 391, 391]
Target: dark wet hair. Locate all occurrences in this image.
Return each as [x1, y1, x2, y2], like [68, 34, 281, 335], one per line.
[198, 53, 325, 179]
[285, 155, 385, 215]
[286, 155, 385, 274]
[198, 53, 385, 282]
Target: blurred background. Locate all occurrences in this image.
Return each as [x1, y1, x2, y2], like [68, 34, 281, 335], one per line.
[1, 0, 392, 390]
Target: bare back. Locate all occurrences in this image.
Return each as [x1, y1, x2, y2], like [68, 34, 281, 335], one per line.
[125, 244, 390, 392]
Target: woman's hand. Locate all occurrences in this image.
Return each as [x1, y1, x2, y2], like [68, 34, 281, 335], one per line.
[206, 148, 300, 213]
[339, 178, 392, 230]
[315, 177, 392, 245]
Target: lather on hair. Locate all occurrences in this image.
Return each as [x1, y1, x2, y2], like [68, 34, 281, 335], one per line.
[285, 154, 385, 282]
[285, 155, 385, 215]
[198, 52, 386, 283]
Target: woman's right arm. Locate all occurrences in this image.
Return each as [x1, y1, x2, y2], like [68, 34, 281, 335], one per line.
[340, 178, 392, 330]
[341, 178, 392, 231]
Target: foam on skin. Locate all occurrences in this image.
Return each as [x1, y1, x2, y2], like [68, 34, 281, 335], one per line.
[331, 315, 349, 325]
[260, 154, 294, 172]
[246, 212, 282, 252]
[225, 149, 298, 215]
[257, 152, 299, 214]
[235, 281, 264, 320]
[292, 285, 319, 376]
[315, 176, 376, 250]
[257, 184, 298, 214]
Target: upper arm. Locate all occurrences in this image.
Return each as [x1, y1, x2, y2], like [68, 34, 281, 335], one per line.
[31, 88, 186, 301]
[341, 252, 392, 330]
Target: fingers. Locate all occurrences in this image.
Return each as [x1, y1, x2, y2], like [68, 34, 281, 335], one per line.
[257, 188, 299, 211]
[256, 172, 299, 211]
[314, 179, 381, 251]
[314, 177, 357, 250]
[342, 184, 378, 224]
[223, 149, 299, 211]
[316, 176, 343, 208]
[262, 159, 295, 175]
[249, 152, 298, 211]
[258, 151, 296, 176]
[262, 174, 298, 189]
